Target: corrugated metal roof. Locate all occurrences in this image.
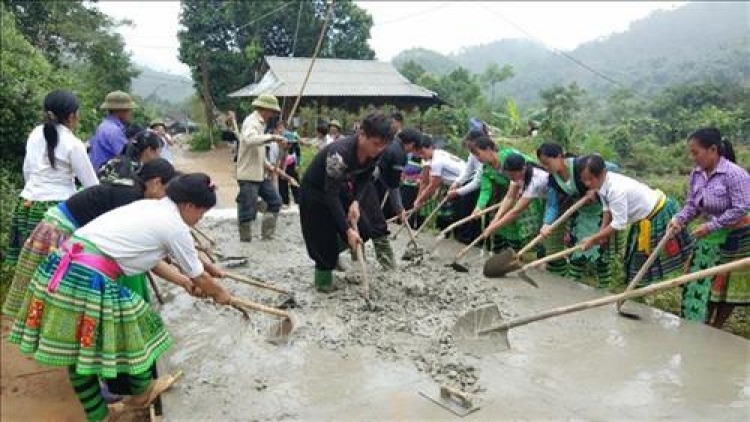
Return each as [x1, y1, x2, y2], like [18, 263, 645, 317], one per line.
[228, 56, 439, 99]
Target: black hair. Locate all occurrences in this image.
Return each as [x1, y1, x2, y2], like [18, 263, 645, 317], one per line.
[464, 129, 485, 143]
[473, 136, 497, 151]
[125, 124, 145, 140]
[417, 135, 433, 149]
[688, 127, 736, 163]
[503, 153, 526, 172]
[536, 142, 564, 160]
[136, 158, 176, 185]
[167, 173, 217, 208]
[399, 128, 422, 146]
[42, 90, 80, 169]
[391, 112, 404, 123]
[117, 130, 162, 178]
[360, 113, 394, 143]
[316, 124, 328, 137]
[580, 154, 607, 177]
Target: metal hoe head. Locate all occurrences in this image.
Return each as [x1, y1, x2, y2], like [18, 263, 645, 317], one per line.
[451, 303, 510, 354]
[267, 316, 294, 345]
[482, 249, 519, 278]
[419, 385, 480, 417]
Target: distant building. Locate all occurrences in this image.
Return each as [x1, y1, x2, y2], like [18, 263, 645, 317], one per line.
[228, 56, 444, 114]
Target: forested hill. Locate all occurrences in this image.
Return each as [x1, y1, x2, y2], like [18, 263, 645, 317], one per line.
[131, 65, 194, 104]
[392, 2, 748, 105]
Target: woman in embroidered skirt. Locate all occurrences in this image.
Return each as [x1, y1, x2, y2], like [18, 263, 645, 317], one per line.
[579, 155, 693, 285]
[670, 128, 750, 328]
[2, 90, 99, 284]
[2, 158, 176, 318]
[472, 137, 540, 253]
[536, 143, 620, 286]
[8, 173, 230, 422]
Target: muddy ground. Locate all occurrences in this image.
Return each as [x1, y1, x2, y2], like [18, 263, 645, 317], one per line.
[157, 208, 750, 421]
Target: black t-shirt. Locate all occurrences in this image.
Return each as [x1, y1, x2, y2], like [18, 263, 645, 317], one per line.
[377, 137, 406, 189]
[301, 135, 380, 235]
[64, 183, 144, 227]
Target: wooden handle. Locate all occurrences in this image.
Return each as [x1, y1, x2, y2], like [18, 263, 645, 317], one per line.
[440, 385, 473, 408]
[621, 228, 675, 296]
[192, 226, 216, 246]
[414, 195, 450, 237]
[521, 244, 584, 270]
[230, 296, 290, 318]
[454, 233, 487, 260]
[516, 196, 590, 257]
[356, 243, 370, 300]
[387, 208, 415, 224]
[439, 202, 502, 238]
[489, 257, 750, 333]
[224, 271, 290, 295]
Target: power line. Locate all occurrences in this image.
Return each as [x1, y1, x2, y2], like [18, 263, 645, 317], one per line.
[235, 1, 296, 32]
[477, 3, 632, 92]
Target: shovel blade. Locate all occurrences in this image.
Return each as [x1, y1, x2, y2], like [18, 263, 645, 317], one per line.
[449, 261, 470, 273]
[452, 304, 510, 354]
[483, 249, 519, 278]
[418, 388, 479, 417]
[517, 270, 540, 288]
[267, 317, 294, 345]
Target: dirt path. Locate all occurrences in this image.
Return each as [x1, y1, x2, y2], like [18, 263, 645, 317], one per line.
[172, 143, 238, 209]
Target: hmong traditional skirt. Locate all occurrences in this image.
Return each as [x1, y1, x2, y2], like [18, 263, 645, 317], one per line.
[489, 198, 544, 252]
[682, 220, 750, 321]
[566, 202, 622, 287]
[2, 205, 78, 318]
[8, 235, 172, 378]
[3, 197, 60, 267]
[624, 197, 693, 286]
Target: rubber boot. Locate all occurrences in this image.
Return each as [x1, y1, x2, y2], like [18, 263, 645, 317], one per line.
[373, 236, 395, 270]
[239, 222, 252, 242]
[257, 199, 268, 214]
[314, 269, 335, 293]
[261, 213, 277, 240]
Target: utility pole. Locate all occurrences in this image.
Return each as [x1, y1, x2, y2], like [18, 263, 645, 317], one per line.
[200, 56, 216, 147]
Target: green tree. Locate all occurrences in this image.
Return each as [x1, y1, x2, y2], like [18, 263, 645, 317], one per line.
[539, 82, 586, 150]
[178, 0, 376, 111]
[480, 63, 514, 104]
[398, 60, 427, 84]
[435, 67, 484, 108]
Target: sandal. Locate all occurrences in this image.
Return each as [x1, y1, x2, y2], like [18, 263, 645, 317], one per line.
[123, 370, 184, 409]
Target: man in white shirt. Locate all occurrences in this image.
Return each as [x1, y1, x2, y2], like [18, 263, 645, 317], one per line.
[447, 130, 485, 242]
[412, 137, 464, 229]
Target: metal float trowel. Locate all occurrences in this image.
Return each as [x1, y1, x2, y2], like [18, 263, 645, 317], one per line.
[419, 385, 480, 417]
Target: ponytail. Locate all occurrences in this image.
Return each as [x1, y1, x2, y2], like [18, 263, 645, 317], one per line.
[41, 90, 80, 169]
[689, 127, 736, 163]
[722, 139, 736, 163]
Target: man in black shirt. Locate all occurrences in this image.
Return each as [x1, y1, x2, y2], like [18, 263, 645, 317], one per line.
[376, 127, 423, 220]
[299, 114, 395, 292]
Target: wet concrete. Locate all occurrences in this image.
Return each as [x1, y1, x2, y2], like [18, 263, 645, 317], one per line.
[158, 210, 750, 421]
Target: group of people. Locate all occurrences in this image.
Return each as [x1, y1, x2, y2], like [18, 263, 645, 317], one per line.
[2, 90, 747, 421]
[2, 90, 230, 421]
[295, 106, 748, 331]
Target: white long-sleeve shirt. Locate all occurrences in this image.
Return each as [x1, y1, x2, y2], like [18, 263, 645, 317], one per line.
[455, 154, 483, 196]
[21, 124, 98, 201]
[598, 172, 660, 230]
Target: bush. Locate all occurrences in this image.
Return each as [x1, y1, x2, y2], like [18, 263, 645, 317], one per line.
[189, 128, 220, 151]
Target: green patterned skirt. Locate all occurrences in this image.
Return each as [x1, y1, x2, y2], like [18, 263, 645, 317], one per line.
[624, 197, 693, 286]
[2, 206, 77, 318]
[489, 198, 544, 253]
[8, 235, 172, 378]
[566, 202, 620, 287]
[682, 222, 750, 321]
[3, 197, 60, 270]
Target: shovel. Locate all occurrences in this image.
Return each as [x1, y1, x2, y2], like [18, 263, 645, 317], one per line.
[401, 221, 425, 261]
[429, 202, 502, 253]
[224, 271, 298, 309]
[350, 218, 380, 311]
[192, 226, 216, 248]
[487, 196, 590, 277]
[229, 296, 295, 344]
[453, 257, 749, 352]
[485, 244, 586, 287]
[616, 227, 676, 319]
[388, 209, 416, 240]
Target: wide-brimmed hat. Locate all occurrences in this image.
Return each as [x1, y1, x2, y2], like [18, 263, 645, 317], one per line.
[149, 118, 166, 129]
[100, 91, 135, 110]
[251, 94, 281, 113]
[328, 120, 342, 130]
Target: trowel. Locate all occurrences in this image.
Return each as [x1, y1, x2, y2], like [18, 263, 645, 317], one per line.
[419, 385, 480, 417]
[453, 258, 749, 353]
[229, 296, 295, 344]
[223, 271, 298, 309]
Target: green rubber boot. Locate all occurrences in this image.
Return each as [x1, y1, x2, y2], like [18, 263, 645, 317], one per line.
[314, 269, 335, 293]
[373, 236, 395, 270]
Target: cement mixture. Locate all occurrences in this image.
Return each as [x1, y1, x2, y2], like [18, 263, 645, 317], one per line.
[157, 210, 750, 421]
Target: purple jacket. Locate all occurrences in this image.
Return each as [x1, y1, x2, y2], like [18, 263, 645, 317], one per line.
[88, 115, 127, 170]
[675, 157, 750, 231]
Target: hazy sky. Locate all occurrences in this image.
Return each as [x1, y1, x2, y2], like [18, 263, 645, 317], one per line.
[97, 1, 685, 77]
